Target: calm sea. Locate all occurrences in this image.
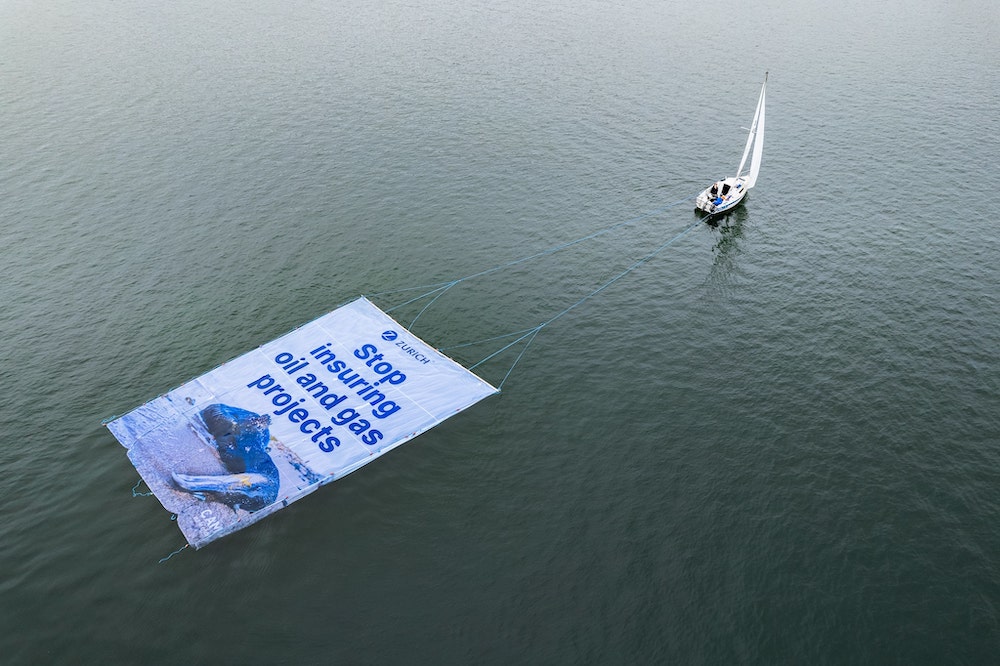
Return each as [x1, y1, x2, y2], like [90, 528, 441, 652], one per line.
[2, 0, 998, 662]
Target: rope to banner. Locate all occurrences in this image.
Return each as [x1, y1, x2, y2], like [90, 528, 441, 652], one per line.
[532, 217, 703, 328]
[470, 326, 543, 389]
[371, 193, 698, 326]
[457, 216, 704, 388]
[368, 192, 708, 387]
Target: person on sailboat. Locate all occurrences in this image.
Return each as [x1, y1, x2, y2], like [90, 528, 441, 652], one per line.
[710, 182, 723, 206]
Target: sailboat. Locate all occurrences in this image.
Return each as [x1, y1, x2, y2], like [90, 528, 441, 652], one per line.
[695, 72, 767, 216]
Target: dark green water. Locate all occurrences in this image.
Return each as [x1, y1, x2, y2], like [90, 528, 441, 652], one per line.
[2, 0, 999, 662]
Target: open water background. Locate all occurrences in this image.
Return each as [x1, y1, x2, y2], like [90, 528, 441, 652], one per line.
[2, 0, 999, 662]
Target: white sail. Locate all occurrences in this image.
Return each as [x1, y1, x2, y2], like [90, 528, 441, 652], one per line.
[746, 74, 766, 188]
[737, 73, 767, 188]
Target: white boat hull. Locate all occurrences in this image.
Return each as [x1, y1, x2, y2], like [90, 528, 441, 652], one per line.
[695, 176, 748, 215]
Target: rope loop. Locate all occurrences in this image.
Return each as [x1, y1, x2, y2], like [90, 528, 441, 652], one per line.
[131, 479, 153, 497]
[158, 543, 189, 564]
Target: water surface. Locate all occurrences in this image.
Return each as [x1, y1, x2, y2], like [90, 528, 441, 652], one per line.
[2, 0, 999, 662]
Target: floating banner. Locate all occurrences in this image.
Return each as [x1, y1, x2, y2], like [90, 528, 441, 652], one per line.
[106, 297, 498, 548]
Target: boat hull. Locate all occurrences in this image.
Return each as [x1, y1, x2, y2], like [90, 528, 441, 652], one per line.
[695, 176, 748, 215]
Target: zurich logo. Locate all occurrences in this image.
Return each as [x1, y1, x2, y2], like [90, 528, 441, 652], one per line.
[381, 330, 398, 341]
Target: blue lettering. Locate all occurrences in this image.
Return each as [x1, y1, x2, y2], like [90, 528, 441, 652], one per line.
[354, 344, 377, 360]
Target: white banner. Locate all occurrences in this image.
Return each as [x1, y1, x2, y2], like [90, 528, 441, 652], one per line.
[107, 297, 497, 548]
